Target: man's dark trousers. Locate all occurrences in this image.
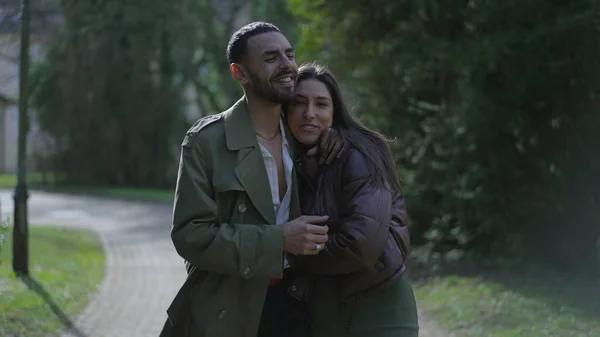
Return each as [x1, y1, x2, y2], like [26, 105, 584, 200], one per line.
[257, 269, 312, 337]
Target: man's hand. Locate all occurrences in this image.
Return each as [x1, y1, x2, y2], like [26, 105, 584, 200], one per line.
[283, 215, 329, 255]
[306, 128, 345, 165]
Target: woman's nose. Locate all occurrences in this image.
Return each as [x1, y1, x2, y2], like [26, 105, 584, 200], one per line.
[303, 104, 316, 119]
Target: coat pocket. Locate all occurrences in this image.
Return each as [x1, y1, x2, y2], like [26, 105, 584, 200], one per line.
[214, 179, 264, 226]
[213, 180, 247, 224]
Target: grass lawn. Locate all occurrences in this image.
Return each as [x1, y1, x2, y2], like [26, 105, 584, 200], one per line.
[412, 265, 600, 337]
[0, 172, 48, 188]
[53, 186, 174, 202]
[0, 226, 105, 337]
[0, 173, 173, 203]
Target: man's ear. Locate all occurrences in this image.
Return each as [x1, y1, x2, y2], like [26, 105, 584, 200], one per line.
[230, 63, 249, 85]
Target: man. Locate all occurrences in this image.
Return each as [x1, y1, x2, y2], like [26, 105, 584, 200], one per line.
[160, 22, 344, 337]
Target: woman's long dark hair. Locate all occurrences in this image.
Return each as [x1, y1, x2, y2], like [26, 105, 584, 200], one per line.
[284, 62, 402, 193]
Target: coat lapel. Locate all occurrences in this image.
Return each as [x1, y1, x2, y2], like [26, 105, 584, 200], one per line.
[224, 97, 276, 225]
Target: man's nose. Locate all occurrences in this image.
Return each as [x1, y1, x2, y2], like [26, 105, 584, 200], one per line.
[279, 55, 295, 70]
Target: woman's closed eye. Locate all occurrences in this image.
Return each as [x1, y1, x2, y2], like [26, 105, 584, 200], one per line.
[292, 99, 307, 106]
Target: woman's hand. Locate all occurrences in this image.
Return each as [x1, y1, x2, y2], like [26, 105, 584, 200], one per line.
[306, 128, 345, 165]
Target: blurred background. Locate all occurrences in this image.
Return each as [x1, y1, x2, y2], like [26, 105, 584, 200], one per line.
[0, 0, 599, 336]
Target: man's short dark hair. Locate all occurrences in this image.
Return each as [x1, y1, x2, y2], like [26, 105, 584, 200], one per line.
[226, 21, 281, 65]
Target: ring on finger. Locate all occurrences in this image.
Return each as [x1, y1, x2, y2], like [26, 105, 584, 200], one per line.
[315, 243, 324, 251]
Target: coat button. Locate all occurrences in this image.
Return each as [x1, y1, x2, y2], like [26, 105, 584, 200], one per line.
[291, 286, 297, 292]
[218, 310, 226, 319]
[237, 203, 247, 213]
[243, 266, 251, 275]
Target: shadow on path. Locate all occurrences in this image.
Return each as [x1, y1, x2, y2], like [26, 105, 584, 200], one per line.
[18, 274, 88, 337]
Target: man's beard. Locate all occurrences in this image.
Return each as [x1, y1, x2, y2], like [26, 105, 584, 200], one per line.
[264, 85, 295, 104]
[249, 73, 295, 104]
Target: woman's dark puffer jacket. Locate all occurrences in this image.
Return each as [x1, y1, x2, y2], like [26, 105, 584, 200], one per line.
[288, 145, 412, 302]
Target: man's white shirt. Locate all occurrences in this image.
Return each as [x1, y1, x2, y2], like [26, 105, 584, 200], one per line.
[257, 119, 293, 268]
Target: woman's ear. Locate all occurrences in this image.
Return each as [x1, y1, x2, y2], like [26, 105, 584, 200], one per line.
[230, 63, 249, 85]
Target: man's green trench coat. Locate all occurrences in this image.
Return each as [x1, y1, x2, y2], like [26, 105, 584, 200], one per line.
[160, 97, 303, 337]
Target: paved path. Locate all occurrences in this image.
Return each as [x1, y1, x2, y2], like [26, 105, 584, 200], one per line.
[0, 189, 187, 337]
[0, 189, 448, 337]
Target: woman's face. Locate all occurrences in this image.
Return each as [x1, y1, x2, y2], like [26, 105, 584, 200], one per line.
[287, 78, 334, 148]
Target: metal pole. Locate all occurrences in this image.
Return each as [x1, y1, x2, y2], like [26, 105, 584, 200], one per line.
[13, 0, 30, 275]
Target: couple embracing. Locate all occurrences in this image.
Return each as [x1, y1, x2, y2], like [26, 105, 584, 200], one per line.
[161, 21, 419, 337]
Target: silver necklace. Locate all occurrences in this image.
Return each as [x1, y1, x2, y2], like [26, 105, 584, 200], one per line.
[256, 127, 280, 141]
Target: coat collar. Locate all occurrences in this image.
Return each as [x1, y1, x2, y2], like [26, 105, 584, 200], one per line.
[223, 97, 256, 151]
[223, 96, 296, 152]
[222, 96, 300, 225]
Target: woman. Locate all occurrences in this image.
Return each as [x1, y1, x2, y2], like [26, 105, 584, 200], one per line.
[284, 63, 419, 337]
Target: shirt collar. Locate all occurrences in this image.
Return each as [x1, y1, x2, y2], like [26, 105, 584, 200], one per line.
[279, 118, 289, 147]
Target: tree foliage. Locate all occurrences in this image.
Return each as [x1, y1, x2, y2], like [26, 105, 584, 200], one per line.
[29, 0, 302, 187]
[30, 0, 192, 187]
[290, 0, 600, 270]
[28, 0, 600, 271]
[29, 0, 303, 188]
